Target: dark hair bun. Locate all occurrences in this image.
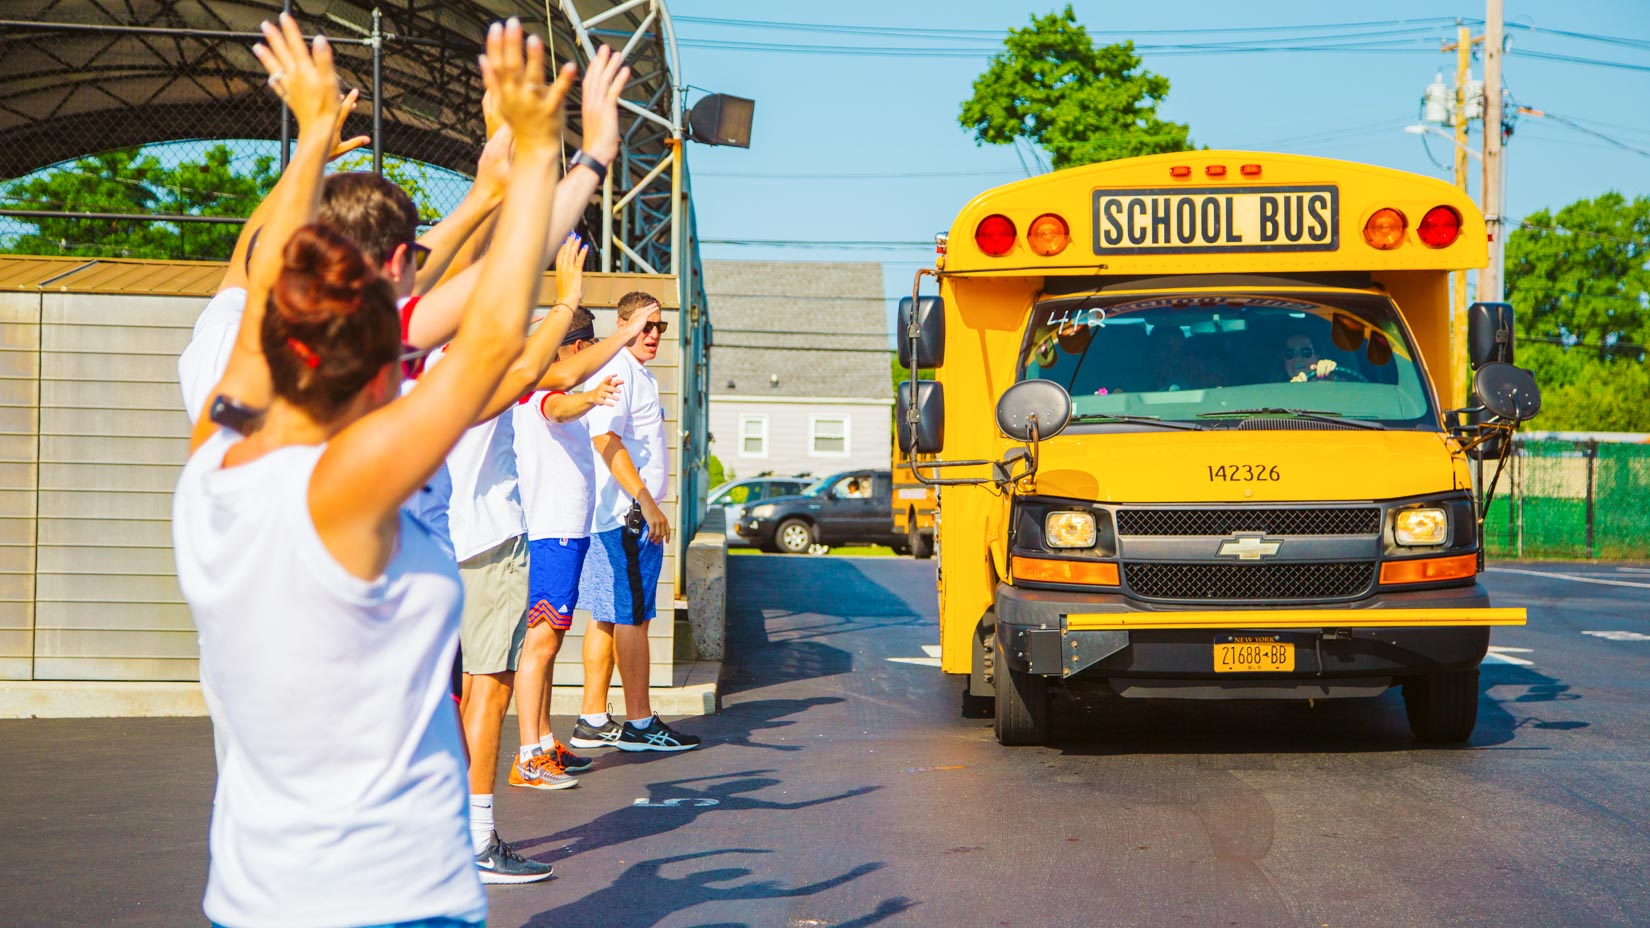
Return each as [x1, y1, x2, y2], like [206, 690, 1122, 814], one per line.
[273, 224, 376, 323]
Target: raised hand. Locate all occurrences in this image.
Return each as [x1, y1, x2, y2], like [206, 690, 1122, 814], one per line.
[553, 235, 589, 308]
[579, 46, 632, 164]
[328, 88, 371, 161]
[472, 122, 514, 202]
[619, 306, 653, 342]
[252, 12, 342, 133]
[590, 375, 621, 407]
[480, 18, 576, 151]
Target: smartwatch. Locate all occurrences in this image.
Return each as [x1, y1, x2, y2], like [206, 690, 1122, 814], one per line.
[568, 149, 608, 184]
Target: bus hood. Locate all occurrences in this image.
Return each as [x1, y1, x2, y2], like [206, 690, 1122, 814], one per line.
[1031, 429, 1463, 503]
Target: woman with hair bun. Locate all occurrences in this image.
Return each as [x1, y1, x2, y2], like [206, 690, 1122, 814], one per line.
[172, 16, 574, 927]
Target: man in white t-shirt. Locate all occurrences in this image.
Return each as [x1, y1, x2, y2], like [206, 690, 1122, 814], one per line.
[570, 291, 700, 753]
[509, 306, 622, 790]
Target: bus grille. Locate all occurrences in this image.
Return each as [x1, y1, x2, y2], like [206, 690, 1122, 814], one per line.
[1124, 561, 1377, 602]
[1116, 507, 1381, 537]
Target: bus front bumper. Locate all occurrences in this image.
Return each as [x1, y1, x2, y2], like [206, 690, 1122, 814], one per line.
[993, 582, 1524, 693]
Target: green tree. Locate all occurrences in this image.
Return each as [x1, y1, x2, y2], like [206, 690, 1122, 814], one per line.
[330, 153, 444, 223]
[960, 5, 1193, 170]
[1505, 192, 1650, 431]
[3, 145, 277, 260]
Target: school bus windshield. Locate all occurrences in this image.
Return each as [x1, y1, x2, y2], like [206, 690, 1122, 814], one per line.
[1019, 291, 1438, 429]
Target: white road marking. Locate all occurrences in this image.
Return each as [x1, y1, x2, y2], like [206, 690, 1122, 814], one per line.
[1487, 566, 1650, 590]
[1614, 567, 1650, 575]
[1583, 630, 1650, 642]
[1484, 645, 1535, 666]
[632, 797, 719, 808]
[889, 645, 944, 667]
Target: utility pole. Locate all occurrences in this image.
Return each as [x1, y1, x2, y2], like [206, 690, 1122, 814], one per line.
[1441, 23, 1479, 407]
[1481, 0, 1505, 303]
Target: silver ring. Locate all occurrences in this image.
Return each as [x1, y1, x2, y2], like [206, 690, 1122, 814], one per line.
[267, 70, 287, 87]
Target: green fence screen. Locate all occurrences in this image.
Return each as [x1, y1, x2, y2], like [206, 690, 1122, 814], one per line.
[1481, 438, 1650, 560]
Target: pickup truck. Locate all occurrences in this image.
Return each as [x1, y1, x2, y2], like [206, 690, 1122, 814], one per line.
[735, 469, 903, 554]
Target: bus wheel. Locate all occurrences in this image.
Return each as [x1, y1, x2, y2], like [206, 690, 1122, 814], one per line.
[776, 518, 814, 555]
[1402, 668, 1479, 743]
[994, 666, 1051, 745]
[909, 523, 934, 560]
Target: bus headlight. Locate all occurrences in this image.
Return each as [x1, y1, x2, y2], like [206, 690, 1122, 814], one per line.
[1394, 508, 1448, 546]
[1045, 511, 1098, 548]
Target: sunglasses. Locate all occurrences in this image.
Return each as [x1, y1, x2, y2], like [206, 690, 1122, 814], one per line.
[1283, 345, 1316, 360]
[399, 341, 436, 380]
[407, 242, 431, 271]
[644, 320, 669, 336]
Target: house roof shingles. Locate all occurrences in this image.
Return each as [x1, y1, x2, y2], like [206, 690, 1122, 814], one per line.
[704, 259, 892, 401]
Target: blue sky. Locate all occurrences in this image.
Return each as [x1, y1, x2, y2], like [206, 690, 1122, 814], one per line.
[669, 1, 1650, 331]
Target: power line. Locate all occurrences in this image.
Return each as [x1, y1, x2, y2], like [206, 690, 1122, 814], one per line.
[1509, 49, 1650, 73]
[673, 15, 1467, 39]
[1529, 111, 1650, 159]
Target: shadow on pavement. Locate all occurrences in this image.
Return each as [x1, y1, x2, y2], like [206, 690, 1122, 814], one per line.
[1041, 658, 1588, 755]
[515, 768, 880, 860]
[520, 849, 912, 928]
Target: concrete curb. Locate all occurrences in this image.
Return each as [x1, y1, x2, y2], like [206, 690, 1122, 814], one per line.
[0, 662, 723, 720]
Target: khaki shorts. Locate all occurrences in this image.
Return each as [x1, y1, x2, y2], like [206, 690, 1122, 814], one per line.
[459, 534, 529, 675]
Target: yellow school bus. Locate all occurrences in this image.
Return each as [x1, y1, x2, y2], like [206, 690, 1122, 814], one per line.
[891, 460, 937, 559]
[896, 150, 1541, 745]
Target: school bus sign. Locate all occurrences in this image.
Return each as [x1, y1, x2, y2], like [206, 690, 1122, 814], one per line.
[1094, 185, 1339, 255]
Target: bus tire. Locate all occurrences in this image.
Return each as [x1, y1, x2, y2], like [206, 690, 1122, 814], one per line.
[775, 518, 814, 555]
[1402, 668, 1479, 743]
[994, 666, 1051, 746]
[910, 522, 934, 560]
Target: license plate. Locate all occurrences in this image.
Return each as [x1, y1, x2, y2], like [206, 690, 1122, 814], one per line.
[1213, 634, 1295, 673]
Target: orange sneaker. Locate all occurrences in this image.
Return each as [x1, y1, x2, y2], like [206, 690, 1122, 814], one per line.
[508, 753, 579, 791]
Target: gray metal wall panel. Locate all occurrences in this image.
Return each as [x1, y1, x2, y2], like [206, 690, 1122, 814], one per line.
[0, 293, 37, 679]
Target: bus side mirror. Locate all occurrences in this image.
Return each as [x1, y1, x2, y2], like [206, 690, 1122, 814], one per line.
[1468, 302, 1514, 369]
[897, 380, 945, 454]
[1473, 362, 1541, 422]
[898, 296, 945, 370]
[996, 380, 1072, 442]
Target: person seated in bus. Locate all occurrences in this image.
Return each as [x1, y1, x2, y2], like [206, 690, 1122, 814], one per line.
[1147, 324, 1212, 392]
[1281, 332, 1363, 383]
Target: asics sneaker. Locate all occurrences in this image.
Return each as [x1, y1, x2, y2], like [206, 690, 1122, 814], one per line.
[550, 738, 593, 773]
[568, 716, 624, 749]
[508, 753, 578, 791]
[615, 715, 702, 753]
[474, 832, 553, 884]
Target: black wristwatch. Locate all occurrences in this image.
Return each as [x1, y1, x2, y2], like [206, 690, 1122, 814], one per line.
[209, 394, 260, 434]
[568, 149, 608, 184]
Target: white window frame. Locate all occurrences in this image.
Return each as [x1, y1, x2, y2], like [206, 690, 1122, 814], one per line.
[738, 414, 769, 458]
[809, 414, 851, 458]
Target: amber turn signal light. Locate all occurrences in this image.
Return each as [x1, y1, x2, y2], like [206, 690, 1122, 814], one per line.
[1013, 556, 1119, 586]
[1380, 553, 1477, 585]
[1027, 213, 1070, 257]
[1363, 208, 1407, 250]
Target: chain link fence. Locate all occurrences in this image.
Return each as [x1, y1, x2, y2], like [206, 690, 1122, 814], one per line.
[0, 4, 545, 262]
[1482, 437, 1650, 560]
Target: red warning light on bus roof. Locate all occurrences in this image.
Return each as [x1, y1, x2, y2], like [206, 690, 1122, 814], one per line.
[975, 214, 1016, 257]
[1417, 205, 1462, 248]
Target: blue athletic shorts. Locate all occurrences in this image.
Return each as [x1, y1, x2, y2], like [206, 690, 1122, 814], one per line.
[528, 536, 590, 630]
[577, 524, 662, 626]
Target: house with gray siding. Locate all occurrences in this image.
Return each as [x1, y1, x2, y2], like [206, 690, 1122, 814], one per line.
[703, 260, 893, 484]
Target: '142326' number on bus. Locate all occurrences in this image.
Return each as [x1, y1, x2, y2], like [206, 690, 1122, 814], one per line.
[1208, 464, 1280, 482]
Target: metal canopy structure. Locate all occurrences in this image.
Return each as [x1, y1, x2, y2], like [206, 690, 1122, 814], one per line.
[0, 0, 697, 277]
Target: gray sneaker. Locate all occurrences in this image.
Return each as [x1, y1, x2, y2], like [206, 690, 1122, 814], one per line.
[474, 832, 553, 884]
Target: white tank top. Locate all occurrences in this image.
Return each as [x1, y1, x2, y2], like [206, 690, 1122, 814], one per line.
[173, 432, 485, 928]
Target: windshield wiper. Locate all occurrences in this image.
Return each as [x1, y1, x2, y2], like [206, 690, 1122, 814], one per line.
[1071, 413, 1208, 431]
[1195, 408, 1384, 430]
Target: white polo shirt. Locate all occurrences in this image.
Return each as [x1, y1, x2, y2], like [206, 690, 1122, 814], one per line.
[513, 392, 596, 541]
[585, 347, 667, 535]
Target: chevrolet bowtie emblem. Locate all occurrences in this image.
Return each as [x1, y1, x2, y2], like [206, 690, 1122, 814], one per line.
[1217, 534, 1281, 560]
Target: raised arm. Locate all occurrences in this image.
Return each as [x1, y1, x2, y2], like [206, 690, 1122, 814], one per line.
[189, 15, 344, 449]
[411, 122, 513, 293]
[541, 374, 619, 423]
[403, 45, 629, 349]
[470, 234, 587, 421]
[535, 304, 649, 391]
[311, 20, 574, 560]
[220, 88, 368, 295]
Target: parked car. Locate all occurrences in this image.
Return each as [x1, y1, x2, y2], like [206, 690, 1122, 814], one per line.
[707, 475, 812, 547]
[735, 469, 901, 554]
